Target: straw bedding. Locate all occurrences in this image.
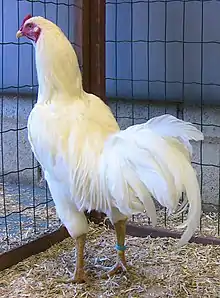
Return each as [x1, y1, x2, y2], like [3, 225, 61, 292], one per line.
[0, 221, 220, 298]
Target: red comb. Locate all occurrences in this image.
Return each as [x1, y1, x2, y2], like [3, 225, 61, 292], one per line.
[21, 14, 32, 26]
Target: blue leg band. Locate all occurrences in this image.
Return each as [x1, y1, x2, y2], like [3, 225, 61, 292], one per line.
[115, 244, 127, 251]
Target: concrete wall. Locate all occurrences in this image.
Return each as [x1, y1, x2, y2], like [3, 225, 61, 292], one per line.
[1, 96, 219, 210]
[0, 95, 39, 184]
[106, 1, 220, 106]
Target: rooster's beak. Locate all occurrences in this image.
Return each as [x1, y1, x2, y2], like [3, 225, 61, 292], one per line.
[16, 30, 23, 38]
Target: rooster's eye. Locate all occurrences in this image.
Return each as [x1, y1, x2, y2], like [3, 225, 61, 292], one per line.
[27, 23, 33, 28]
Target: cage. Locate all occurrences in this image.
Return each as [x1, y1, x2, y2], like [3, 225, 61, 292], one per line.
[0, 0, 220, 297]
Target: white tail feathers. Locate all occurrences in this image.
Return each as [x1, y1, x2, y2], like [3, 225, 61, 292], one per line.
[143, 114, 204, 157]
[101, 114, 203, 247]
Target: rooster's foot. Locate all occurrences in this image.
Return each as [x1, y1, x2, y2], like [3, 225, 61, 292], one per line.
[101, 260, 127, 279]
[71, 269, 87, 283]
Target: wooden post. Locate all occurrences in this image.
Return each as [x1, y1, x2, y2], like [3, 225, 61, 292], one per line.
[82, 1, 106, 221]
[82, 0, 106, 102]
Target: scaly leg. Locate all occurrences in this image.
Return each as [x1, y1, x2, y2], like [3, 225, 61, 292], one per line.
[72, 234, 87, 283]
[102, 219, 127, 278]
[45, 178, 89, 283]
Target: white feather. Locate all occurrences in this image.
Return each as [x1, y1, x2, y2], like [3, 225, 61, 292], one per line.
[100, 116, 203, 246]
[142, 114, 204, 157]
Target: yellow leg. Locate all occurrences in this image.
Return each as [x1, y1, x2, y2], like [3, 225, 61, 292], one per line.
[72, 234, 86, 283]
[102, 219, 127, 278]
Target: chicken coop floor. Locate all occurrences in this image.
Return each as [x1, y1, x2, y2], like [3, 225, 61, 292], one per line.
[0, 182, 58, 253]
[0, 223, 220, 298]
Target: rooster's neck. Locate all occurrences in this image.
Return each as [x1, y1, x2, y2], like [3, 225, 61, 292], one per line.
[35, 33, 84, 103]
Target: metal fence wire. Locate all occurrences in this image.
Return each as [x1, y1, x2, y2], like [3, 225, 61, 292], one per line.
[0, 0, 83, 253]
[105, 0, 220, 238]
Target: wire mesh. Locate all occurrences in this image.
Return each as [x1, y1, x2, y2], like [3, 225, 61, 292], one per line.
[0, 0, 83, 253]
[106, 0, 220, 237]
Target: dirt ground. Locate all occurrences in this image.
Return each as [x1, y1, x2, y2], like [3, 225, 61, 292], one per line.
[0, 222, 220, 298]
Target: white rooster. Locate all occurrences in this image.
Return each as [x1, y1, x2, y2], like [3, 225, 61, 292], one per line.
[16, 15, 203, 283]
